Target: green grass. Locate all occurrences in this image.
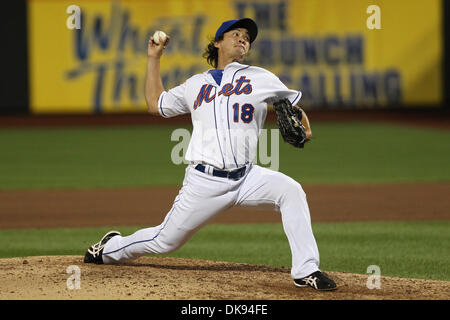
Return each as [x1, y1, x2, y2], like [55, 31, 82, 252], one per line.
[277, 122, 450, 184]
[1, 221, 448, 281]
[0, 122, 449, 189]
[0, 125, 187, 189]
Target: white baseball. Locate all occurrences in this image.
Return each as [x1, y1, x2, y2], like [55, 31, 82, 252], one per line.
[153, 30, 167, 45]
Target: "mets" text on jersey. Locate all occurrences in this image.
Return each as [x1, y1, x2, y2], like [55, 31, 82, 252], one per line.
[193, 76, 253, 109]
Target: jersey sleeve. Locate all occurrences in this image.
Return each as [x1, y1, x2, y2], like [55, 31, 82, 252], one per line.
[260, 71, 302, 106]
[158, 82, 191, 118]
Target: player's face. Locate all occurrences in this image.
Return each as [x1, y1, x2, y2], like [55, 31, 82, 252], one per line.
[215, 28, 251, 63]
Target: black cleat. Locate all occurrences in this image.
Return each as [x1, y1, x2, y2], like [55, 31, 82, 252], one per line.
[84, 231, 121, 264]
[294, 271, 337, 291]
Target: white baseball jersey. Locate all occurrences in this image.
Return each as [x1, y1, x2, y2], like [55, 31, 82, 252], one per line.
[158, 62, 302, 170]
[102, 62, 321, 281]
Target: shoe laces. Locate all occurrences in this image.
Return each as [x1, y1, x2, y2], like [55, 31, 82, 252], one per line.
[302, 276, 319, 289]
[87, 241, 105, 258]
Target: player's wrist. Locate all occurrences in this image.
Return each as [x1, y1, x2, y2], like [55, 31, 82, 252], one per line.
[147, 53, 162, 60]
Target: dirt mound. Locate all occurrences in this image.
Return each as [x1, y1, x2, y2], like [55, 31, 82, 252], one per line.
[1, 256, 448, 300]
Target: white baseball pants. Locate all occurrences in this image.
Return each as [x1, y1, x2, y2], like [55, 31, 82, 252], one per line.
[102, 164, 320, 279]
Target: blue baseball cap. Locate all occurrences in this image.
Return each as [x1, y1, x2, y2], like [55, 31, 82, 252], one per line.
[214, 18, 258, 43]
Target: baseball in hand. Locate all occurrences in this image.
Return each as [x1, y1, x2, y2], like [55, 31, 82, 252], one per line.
[153, 30, 167, 45]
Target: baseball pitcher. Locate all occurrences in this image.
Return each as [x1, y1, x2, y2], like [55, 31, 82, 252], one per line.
[84, 18, 337, 291]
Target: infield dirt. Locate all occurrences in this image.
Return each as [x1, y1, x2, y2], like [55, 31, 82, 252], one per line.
[1, 255, 449, 300]
[1, 183, 449, 229]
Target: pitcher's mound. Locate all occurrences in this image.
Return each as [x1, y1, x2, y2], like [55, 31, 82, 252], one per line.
[1, 256, 448, 300]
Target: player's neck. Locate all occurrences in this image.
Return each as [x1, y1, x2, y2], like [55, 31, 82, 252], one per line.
[216, 58, 230, 70]
[217, 55, 245, 69]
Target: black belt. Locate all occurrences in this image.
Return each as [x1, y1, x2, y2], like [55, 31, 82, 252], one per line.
[195, 164, 246, 180]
